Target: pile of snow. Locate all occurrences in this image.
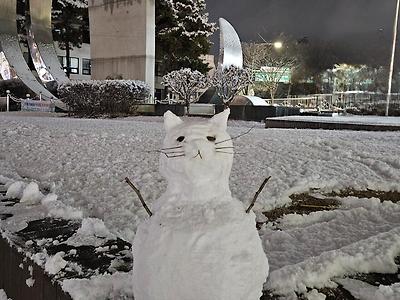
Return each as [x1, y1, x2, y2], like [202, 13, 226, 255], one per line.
[62, 272, 134, 300]
[263, 197, 400, 296]
[20, 182, 44, 204]
[45, 252, 68, 275]
[66, 218, 116, 247]
[0, 290, 11, 300]
[6, 181, 26, 199]
[337, 278, 400, 300]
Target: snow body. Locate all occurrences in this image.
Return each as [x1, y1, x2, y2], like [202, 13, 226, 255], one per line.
[132, 109, 268, 300]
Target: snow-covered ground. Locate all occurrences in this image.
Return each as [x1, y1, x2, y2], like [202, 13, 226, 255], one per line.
[1, 113, 400, 299]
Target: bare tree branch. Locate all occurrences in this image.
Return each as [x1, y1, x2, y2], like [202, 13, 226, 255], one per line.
[162, 68, 209, 112]
[125, 177, 153, 217]
[210, 66, 253, 106]
[242, 40, 297, 100]
[246, 176, 272, 213]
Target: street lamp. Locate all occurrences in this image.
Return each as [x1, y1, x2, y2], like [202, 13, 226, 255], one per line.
[257, 34, 283, 49]
[386, 0, 400, 116]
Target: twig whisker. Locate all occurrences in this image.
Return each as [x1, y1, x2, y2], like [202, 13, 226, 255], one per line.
[161, 145, 183, 151]
[215, 126, 255, 145]
[144, 150, 163, 154]
[165, 153, 186, 158]
[161, 150, 185, 155]
[215, 150, 234, 155]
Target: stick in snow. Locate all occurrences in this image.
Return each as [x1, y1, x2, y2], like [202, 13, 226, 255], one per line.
[246, 176, 271, 213]
[125, 177, 153, 217]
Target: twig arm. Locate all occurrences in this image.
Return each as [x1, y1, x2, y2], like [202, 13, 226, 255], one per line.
[125, 177, 153, 217]
[246, 176, 271, 213]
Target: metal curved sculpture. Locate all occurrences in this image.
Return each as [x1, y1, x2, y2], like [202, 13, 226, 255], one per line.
[218, 18, 243, 69]
[29, 0, 69, 85]
[0, 0, 55, 100]
[26, 22, 56, 85]
[0, 45, 17, 80]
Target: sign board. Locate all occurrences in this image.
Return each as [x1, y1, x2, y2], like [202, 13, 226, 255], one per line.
[21, 99, 55, 112]
[255, 67, 292, 84]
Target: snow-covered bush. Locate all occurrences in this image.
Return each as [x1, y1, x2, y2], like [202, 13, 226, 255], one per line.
[58, 80, 150, 116]
[162, 68, 209, 113]
[210, 66, 253, 106]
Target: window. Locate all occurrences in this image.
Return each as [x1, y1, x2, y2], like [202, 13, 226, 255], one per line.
[58, 56, 79, 74]
[82, 58, 91, 75]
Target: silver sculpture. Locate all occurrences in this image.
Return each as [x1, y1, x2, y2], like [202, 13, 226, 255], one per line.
[218, 18, 243, 69]
[0, 0, 56, 100]
[27, 23, 56, 84]
[29, 0, 69, 85]
[0, 46, 17, 80]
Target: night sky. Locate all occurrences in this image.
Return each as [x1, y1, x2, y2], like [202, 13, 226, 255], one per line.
[206, 0, 398, 65]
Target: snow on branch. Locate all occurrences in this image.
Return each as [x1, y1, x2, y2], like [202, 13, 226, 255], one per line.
[160, 0, 217, 38]
[58, 80, 150, 116]
[162, 68, 209, 110]
[210, 66, 253, 106]
[57, 0, 88, 8]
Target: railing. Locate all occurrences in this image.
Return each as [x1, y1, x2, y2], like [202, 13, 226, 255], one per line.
[266, 92, 400, 113]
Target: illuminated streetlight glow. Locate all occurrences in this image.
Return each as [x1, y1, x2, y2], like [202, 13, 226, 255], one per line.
[257, 34, 283, 49]
[273, 41, 283, 49]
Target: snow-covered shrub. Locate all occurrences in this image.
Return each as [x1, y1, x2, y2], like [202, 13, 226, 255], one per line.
[162, 68, 209, 113]
[58, 80, 150, 116]
[209, 66, 253, 107]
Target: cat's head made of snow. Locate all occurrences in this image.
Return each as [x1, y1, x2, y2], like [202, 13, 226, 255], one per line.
[160, 109, 233, 194]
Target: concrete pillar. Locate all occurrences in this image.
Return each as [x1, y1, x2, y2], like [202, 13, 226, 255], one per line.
[88, 0, 155, 99]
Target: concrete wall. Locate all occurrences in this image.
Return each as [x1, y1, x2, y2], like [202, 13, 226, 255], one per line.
[88, 0, 155, 97]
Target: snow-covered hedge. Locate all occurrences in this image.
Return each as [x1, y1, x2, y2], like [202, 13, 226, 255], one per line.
[58, 80, 150, 116]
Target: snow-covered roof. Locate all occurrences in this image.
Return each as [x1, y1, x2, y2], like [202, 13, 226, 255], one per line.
[243, 96, 269, 106]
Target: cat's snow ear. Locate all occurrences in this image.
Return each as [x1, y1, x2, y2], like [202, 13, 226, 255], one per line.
[164, 110, 183, 132]
[210, 108, 230, 131]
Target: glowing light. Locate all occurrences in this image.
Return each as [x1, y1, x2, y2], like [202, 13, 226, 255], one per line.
[273, 41, 283, 49]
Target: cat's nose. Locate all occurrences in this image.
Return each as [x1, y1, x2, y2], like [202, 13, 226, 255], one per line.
[184, 140, 208, 158]
[194, 150, 203, 159]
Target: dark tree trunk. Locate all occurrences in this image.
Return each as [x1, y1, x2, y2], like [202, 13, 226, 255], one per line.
[65, 40, 71, 78]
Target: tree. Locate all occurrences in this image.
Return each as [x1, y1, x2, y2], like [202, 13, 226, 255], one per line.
[331, 64, 369, 92]
[156, 0, 216, 74]
[162, 68, 208, 113]
[294, 40, 339, 93]
[242, 41, 297, 101]
[52, 0, 89, 78]
[210, 66, 253, 107]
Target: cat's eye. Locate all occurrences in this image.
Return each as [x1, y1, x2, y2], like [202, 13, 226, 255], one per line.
[177, 136, 185, 142]
[207, 136, 216, 142]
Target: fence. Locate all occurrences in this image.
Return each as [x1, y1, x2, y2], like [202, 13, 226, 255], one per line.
[268, 92, 400, 115]
[0, 93, 60, 112]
